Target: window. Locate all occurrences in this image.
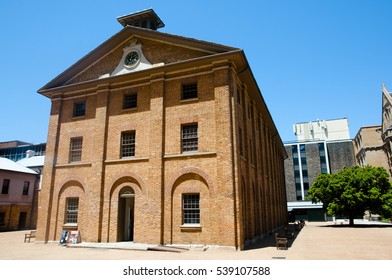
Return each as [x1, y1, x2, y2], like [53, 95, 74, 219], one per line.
[66, 198, 79, 224]
[181, 83, 198, 100]
[73, 101, 86, 117]
[0, 212, 5, 225]
[318, 142, 329, 174]
[22, 181, 30, 195]
[183, 194, 200, 224]
[182, 124, 198, 152]
[1, 179, 10, 194]
[123, 93, 137, 109]
[70, 137, 83, 162]
[121, 131, 136, 157]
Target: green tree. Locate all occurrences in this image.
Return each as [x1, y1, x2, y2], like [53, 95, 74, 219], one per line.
[309, 166, 392, 226]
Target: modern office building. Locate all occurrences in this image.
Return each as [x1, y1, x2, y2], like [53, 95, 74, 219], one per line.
[36, 9, 287, 249]
[284, 118, 355, 221]
[0, 141, 46, 162]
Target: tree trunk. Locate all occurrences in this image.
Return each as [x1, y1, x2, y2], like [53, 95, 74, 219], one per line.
[349, 217, 354, 226]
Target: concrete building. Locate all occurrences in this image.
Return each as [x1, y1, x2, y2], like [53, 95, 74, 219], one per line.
[0, 158, 39, 231]
[36, 9, 287, 249]
[293, 118, 350, 142]
[284, 118, 355, 221]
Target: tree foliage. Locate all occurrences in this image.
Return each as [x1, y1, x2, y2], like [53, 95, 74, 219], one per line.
[309, 166, 392, 225]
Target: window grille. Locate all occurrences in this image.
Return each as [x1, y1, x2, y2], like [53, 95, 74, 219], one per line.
[73, 102, 86, 117]
[66, 198, 79, 224]
[181, 83, 198, 100]
[183, 194, 200, 224]
[121, 131, 136, 157]
[123, 93, 137, 109]
[70, 137, 83, 162]
[182, 124, 198, 152]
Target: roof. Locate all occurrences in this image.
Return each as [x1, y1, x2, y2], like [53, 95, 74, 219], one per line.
[0, 157, 37, 175]
[38, 26, 239, 94]
[17, 156, 45, 168]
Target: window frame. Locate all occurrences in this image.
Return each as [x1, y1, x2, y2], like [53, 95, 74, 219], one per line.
[69, 137, 83, 163]
[65, 197, 79, 224]
[121, 131, 136, 158]
[181, 123, 198, 153]
[1, 179, 10, 195]
[22, 181, 30, 196]
[122, 93, 138, 110]
[181, 83, 198, 100]
[182, 193, 200, 225]
[72, 101, 86, 118]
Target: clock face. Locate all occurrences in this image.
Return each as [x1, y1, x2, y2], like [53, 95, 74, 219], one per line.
[124, 51, 140, 67]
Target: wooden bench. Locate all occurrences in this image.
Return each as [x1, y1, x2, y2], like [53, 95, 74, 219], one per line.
[24, 230, 36, 243]
[284, 227, 295, 239]
[275, 233, 288, 250]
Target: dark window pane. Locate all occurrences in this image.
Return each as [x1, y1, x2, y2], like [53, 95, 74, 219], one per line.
[183, 194, 200, 224]
[181, 83, 198, 100]
[182, 124, 198, 152]
[123, 94, 137, 109]
[121, 131, 136, 157]
[73, 102, 86, 117]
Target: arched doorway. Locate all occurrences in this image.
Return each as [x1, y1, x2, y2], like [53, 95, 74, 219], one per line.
[118, 188, 135, 242]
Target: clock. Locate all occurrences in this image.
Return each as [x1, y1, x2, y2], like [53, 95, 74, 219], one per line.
[124, 50, 140, 67]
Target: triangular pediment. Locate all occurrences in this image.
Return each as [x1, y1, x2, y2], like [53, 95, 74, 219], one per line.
[39, 26, 238, 93]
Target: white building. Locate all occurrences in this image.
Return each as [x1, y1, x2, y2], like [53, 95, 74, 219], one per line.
[293, 118, 350, 142]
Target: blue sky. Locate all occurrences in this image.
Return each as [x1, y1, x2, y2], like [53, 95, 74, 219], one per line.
[0, 0, 391, 144]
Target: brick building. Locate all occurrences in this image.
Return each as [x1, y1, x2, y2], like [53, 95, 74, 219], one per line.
[36, 9, 287, 249]
[353, 85, 392, 179]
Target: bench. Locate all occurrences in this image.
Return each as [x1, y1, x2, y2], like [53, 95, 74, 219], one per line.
[24, 230, 36, 243]
[284, 227, 295, 239]
[275, 233, 288, 250]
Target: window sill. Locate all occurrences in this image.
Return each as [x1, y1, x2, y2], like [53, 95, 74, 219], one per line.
[71, 116, 86, 120]
[181, 224, 202, 232]
[56, 162, 92, 168]
[180, 98, 199, 103]
[105, 157, 149, 164]
[121, 107, 138, 113]
[164, 151, 216, 160]
[63, 223, 78, 230]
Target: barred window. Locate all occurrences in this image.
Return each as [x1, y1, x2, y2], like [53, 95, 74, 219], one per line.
[181, 83, 198, 100]
[73, 101, 86, 117]
[66, 198, 79, 224]
[121, 131, 136, 157]
[22, 181, 30, 195]
[70, 137, 83, 162]
[183, 194, 200, 224]
[182, 124, 198, 152]
[123, 93, 137, 109]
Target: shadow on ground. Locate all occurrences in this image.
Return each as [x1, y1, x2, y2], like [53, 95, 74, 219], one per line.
[244, 223, 303, 251]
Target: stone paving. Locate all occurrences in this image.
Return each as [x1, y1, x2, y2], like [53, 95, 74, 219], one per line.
[1, 220, 392, 260]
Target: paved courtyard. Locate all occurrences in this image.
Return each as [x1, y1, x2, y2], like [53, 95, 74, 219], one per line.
[1, 221, 392, 260]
